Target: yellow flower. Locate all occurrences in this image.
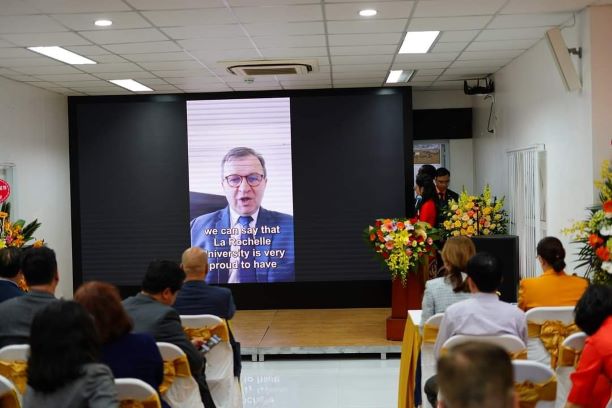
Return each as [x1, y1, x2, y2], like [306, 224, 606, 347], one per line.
[454, 220, 462, 228]
[451, 204, 458, 211]
[0, 211, 8, 219]
[483, 207, 492, 215]
[465, 202, 473, 210]
[490, 224, 496, 230]
[444, 221, 452, 229]
[495, 214, 502, 220]
[462, 222, 468, 228]
[33, 240, 45, 248]
[0, 240, 5, 249]
[452, 230, 460, 237]
[483, 228, 490, 235]
[460, 228, 467, 236]
[467, 226, 475, 235]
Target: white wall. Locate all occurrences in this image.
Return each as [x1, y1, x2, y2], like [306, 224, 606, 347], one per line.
[449, 138, 474, 193]
[0, 77, 72, 298]
[472, 8, 599, 272]
[412, 89, 473, 109]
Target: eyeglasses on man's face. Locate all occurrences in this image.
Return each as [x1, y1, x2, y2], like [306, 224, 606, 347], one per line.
[224, 173, 265, 187]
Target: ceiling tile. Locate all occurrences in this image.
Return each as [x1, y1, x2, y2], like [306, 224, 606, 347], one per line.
[138, 60, 206, 71]
[230, 83, 283, 90]
[103, 41, 182, 54]
[331, 54, 394, 65]
[161, 25, 245, 40]
[500, 0, 592, 14]
[79, 28, 168, 44]
[333, 63, 391, 72]
[1, 32, 92, 47]
[409, 16, 492, 31]
[50, 80, 117, 88]
[33, 73, 99, 81]
[444, 67, 498, 75]
[243, 22, 325, 36]
[147, 84, 181, 92]
[0, 15, 68, 34]
[253, 35, 326, 48]
[123, 52, 193, 63]
[178, 37, 256, 51]
[77, 62, 143, 73]
[124, 0, 224, 10]
[96, 71, 157, 80]
[414, 68, 444, 75]
[190, 48, 263, 62]
[334, 83, 379, 88]
[51, 12, 152, 31]
[282, 83, 331, 89]
[0, 56, 65, 67]
[10, 65, 83, 75]
[232, 5, 323, 23]
[164, 76, 223, 85]
[0, 0, 40, 15]
[396, 52, 459, 63]
[150, 69, 217, 77]
[391, 61, 452, 70]
[0, 40, 15, 47]
[431, 42, 468, 52]
[458, 50, 523, 60]
[327, 19, 407, 34]
[429, 80, 464, 89]
[329, 45, 397, 55]
[414, 0, 505, 17]
[466, 39, 538, 51]
[64, 45, 112, 56]
[332, 70, 383, 78]
[260, 47, 328, 58]
[87, 54, 127, 63]
[24, 0, 131, 13]
[412, 74, 439, 81]
[324, 2, 414, 20]
[328, 33, 402, 46]
[476, 27, 549, 40]
[451, 58, 511, 67]
[1, 74, 39, 81]
[488, 13, 572, 29]
[438, 30, 480, 42]
[0, 48, 39, 58]
[143, 9, 237, 26]
[178, 84, 233, 92]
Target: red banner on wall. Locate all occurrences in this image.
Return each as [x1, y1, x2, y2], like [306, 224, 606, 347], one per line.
[0, 179, 10, 204]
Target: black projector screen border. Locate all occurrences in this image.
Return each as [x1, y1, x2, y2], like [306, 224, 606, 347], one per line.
[69, 87, 414, 309]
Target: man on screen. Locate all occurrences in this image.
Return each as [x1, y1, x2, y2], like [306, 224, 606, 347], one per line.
[190, 147, 295, 283]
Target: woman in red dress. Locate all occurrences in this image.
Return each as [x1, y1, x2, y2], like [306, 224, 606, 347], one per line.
[415, 173, 437, 227]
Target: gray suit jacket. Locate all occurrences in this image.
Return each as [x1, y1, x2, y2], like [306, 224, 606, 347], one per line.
[0, 290, 58, 349]
[122, 293, 215, 407]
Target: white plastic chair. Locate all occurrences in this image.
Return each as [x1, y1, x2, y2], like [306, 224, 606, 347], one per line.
[555, 332, 587, 408]
[156, 342, 204, 408]
[115, 378, 161, 408]
[180, 314, 242, 408]
[513, 360, 557, 408]
[442, 334, 527, 358]
[525, 307, 576, 366]
[420, 313, 443, 405]
[0, 344, 29, 404]
[0, 374, 20, 408]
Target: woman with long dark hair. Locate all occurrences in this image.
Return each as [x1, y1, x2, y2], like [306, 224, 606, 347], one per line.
[415, 173, 437, 227]
[518, 236, 588, 311]
[24, 300, 118, 407]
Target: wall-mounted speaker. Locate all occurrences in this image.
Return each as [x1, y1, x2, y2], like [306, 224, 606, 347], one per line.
[546, 27, 582, 91]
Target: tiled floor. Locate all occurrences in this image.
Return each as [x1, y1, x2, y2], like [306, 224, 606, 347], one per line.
[240, 356, 401, 408]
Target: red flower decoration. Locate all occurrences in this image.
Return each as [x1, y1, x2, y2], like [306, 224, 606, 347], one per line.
[588, 234, 604, 248]
[596, 246, 610, 262]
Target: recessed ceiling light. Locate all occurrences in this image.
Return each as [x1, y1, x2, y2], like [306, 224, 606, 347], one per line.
[399, 31, 440, 54]
[27, 46, 96, 65]
[386, 69, 415, 84]
[359, 9, 377, 17]
[94, 19, 113, 27]
[109, 79, 153, 92]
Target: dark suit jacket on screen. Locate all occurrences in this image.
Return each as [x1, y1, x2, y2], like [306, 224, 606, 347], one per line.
[122, 293, 214, 407]
[0, 290, 57, 348]
[174, 280, 241, 377]
[190, 206, 295, 283]
[0, 279, 24, 303]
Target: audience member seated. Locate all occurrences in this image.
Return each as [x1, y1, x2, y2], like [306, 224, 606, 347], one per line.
[565, 284, 612, 408]
[425, 252, 526, 407]
[0, 247, 59, 348]
[0, 247, 24, 303]
[518, 237, 588, 311]
[122, 260, 216, 408]
[421, 236, 475, 324]
[174, 247, 242, 378]
[74, 281, 169, 408]
[23, 300, 118, 407]
[437, 342, 518, 408]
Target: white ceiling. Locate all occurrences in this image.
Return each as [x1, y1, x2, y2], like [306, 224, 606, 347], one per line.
[0, 0, 609, 95]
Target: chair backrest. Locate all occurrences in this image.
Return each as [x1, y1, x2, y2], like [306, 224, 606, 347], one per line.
[0, 345, 29, 361]
[424, 313, 444, 327]
[562, 332, 586, 351]
[525, 307, 575, 324]
[513, 360, 556, 383]
[180, 314, 223, 328]
[115, 378, 161, 407]
[156, 342, 186, 361]
[442, 334, 526, 355]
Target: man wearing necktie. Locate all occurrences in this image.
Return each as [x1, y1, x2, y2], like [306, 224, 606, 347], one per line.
[190, 147, 295, 284]
[434, 167, 459, 225]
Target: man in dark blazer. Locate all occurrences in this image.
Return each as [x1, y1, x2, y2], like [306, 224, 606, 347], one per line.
[122, 260, 216, 408]
[0, 247, 24, 303]
[174, 247, 241, 377]
[0, 247, 59, 348]
[434, 167, 460, 227]
[190, 147, 294, 284]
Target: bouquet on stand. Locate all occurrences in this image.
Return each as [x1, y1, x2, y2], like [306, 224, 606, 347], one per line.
[365, 218, 437, 285]
[564, 161, 612, 285]
[441, 185, 508, 238]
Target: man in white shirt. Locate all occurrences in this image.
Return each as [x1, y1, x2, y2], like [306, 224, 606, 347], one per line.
[425, 252, 526, 406]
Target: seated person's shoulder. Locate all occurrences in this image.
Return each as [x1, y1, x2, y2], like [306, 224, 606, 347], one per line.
[425, 277, 445, 289]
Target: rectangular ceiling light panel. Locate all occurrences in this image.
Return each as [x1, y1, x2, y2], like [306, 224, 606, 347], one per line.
[399, 31, 440, 54]
[27, 46, 97, 65]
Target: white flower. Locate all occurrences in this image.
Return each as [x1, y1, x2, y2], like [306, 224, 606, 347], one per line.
[602, 261, 612, 274]
[600, 225, 612, 236]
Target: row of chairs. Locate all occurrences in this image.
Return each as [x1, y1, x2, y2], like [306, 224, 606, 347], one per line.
[0, 314, 242, 408]
[418, 306, 586, 408]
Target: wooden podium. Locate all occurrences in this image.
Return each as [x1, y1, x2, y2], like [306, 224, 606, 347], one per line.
[386, 272, 425, 340]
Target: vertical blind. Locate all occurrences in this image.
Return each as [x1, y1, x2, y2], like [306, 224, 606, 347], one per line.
[507, 145, 546, 279]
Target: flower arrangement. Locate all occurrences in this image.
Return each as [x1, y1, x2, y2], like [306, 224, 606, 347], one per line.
[365, 218, 437, 284]
[441, 185, 508, 238]
[0, 202, 43, 249]
[564, 161, 612, 285]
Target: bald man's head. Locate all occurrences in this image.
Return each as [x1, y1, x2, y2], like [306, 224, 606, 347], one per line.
[181, 247, 208, 280]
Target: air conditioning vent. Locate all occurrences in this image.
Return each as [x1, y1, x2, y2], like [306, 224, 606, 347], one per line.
[222, 59, 319, 76]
